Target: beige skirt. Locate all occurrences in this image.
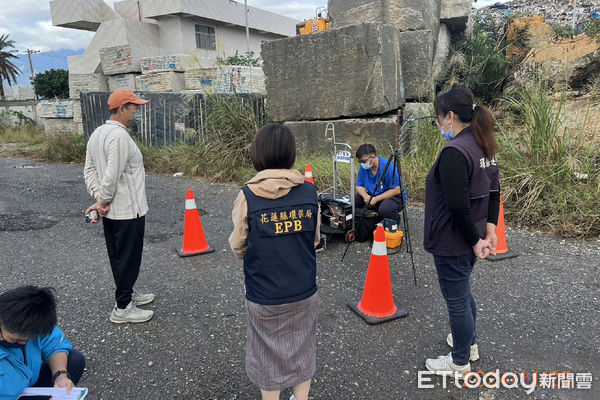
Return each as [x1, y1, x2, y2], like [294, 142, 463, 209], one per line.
[245, 292, 318, 391]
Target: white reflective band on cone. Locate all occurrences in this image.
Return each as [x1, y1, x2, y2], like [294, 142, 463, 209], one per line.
[371, 239, 387, 256]
[185, 199, 197, 209]
[306, 172, 312, 178]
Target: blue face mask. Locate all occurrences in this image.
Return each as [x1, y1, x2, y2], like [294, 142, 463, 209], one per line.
[440, 117, 454, 141]
[360, 162, 371, 170]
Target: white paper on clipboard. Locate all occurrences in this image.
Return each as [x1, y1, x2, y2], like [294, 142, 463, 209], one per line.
[19, 387, 88, 400]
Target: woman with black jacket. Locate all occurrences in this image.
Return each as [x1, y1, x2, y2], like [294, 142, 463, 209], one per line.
[424, 88, 500, 378]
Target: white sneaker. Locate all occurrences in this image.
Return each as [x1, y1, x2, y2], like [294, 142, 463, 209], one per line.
[132, 290, 155, 306]
[425, 352, 470, 379]
[289, 396, 295, 400]
[110, 302, 154, 324]
[446, 333, 479, 361]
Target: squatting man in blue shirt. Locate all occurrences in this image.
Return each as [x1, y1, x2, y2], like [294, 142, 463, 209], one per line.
[0, 286, 86, 399]
[355, 144, 407, 225]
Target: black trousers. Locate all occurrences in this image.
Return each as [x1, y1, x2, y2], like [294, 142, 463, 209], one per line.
[103, 216, 145, 309]
[34, 349, 86, 386]
[354, 194, 404, 221]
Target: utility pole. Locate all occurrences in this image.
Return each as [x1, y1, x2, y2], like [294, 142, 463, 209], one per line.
[244, 0, 250, 54]
[26, 49, 40, 99]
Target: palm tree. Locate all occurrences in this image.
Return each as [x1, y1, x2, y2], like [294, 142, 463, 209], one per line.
[0, 34, 22, 100]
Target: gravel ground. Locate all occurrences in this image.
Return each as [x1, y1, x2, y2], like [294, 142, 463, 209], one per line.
[0, 156, 598, 400]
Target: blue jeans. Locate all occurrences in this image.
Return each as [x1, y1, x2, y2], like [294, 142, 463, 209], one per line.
[434, 254, 477, 366]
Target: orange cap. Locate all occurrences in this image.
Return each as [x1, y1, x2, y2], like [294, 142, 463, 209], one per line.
[108, 89, 148, 110]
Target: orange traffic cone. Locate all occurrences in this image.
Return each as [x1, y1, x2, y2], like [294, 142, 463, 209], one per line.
[487, 193, 519, 261]
[176, 190, 214, 257]
[347, 225, 408, 324]
[304, 164, 314, 185]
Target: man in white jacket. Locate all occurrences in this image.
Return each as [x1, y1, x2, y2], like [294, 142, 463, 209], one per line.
[84, 90, 155, 324]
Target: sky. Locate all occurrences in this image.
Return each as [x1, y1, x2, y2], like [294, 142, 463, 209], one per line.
[1, 0, 510, 87]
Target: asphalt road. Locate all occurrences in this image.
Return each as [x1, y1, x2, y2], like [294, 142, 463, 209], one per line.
[0, 156, 598, 400]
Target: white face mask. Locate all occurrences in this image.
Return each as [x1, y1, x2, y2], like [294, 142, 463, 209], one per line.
[359, 155, 374, 170]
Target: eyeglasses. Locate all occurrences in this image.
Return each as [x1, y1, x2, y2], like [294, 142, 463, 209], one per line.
[358, 155, 375, 163]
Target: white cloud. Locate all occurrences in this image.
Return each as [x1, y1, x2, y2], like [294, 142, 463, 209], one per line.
[0, 0, 93, 52]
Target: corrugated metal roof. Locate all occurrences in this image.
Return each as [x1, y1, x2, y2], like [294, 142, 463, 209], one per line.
[140, 0, 298, 37]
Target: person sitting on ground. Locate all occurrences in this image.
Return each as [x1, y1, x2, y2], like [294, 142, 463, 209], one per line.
[0, 286, 86, 399]
[354, 144, 407, 240]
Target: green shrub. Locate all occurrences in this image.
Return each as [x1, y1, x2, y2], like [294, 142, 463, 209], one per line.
[499, 81, 600, 238]
[437, 15, 509, 104]
[39, 133, 87, 163]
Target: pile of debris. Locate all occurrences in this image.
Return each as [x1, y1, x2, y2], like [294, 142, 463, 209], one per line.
[476, 0, 600, 26]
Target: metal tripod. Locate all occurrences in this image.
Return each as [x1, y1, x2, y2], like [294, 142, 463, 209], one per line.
[341, 110, 436, 286]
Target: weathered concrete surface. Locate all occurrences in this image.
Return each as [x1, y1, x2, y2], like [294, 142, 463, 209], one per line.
[107, 73, 138, 91]
[36, 100, 74, 119]
[329, 0, 441, 38]
[285, 115, 399, 156]
[140, 54, 195, 74]
[69, 73, 109, 99]
[135, 72, 185, 92]
[262, 23, 404, 122]
[185, 66, 266, 95]
[432, 23, 451, 80]
[440, 0, 471, 32]
[43, 118, 81, 135]
[398, 30, 435, 101]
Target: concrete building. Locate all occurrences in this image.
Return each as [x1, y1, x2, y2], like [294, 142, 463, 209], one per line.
[50, 0, 299, 75]
[2, 86, 36, 101]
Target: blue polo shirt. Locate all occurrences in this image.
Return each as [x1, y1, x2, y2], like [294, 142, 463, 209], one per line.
[357, 156, 407, 200]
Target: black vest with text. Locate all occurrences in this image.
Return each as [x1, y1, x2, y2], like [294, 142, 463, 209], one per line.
[424, 128, 500, 256]
[242, 182, 318, 305]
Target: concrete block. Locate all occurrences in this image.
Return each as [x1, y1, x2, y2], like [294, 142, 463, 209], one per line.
[36, 100, 74, 119]
[69, 73, 109, 99]
[433, 24, 451, 80]
[100, 45, 142, 75]
[440, 0, 471, 32]
[72, 100, 83, 123]
[218, 66, 266, 94]
[108, 73, 139, 91]
[262, 23, 404, 121]
[140, 54, 195, 74]
[184, 66, 265, 94]
[329, 0, 440, 35]
[135, 72, 185, 92]
[43, 118, 81, 135]
[398, 30, 434, 101]
[284, 115, 398, 157]
[184, 68, 219, 90]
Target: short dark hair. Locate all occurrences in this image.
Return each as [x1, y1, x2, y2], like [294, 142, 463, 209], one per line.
[250, 124, 296, 171]
[0, 286, 57, 338]
[109, 102, 135, 115]
[356, 144, 376, 159]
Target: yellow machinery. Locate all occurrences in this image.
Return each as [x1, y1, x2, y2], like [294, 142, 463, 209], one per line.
[296, 7, 331, 35]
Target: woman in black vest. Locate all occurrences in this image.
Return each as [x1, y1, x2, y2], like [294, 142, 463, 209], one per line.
[229, 124, 320, 400]
[423, 88, 500, 377]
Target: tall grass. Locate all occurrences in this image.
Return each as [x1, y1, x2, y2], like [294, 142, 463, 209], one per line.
[499, 82, 600, 238]
[141, 94, 260, 183]
[402, 119, 445, 203]
[39, 133, 87, 163]
[0, 124, 44, 145]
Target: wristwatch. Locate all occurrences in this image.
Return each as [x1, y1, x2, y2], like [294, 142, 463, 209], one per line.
[52, 369, 71, 383]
